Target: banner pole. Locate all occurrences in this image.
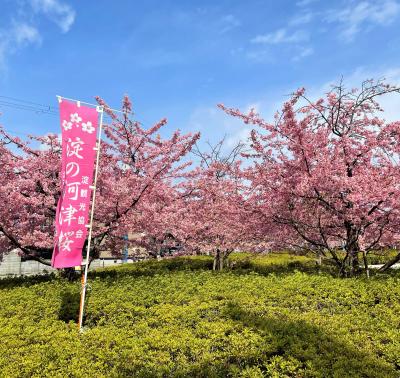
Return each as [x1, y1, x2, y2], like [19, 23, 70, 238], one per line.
[78, 105, 104, 332]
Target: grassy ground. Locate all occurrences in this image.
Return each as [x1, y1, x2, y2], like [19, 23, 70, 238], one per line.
[0, 253, 399, 377]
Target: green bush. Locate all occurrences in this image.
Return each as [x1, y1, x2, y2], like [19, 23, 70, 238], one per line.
[0, 255, 399, 377]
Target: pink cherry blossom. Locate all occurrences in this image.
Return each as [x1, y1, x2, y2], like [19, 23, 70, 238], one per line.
[219, 79, 400, 276]
[0, 96, 199, 265]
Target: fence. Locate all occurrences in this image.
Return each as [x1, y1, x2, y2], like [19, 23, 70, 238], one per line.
[0, 250, 137, 277]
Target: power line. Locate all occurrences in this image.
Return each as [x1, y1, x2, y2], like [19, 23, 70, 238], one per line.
[0, 100, 58, 115]
[0, 94, 152, 126]
[0, 95, 58, 111]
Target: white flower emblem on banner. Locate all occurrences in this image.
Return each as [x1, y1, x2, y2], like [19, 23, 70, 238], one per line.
[82, 121, 95, 134]
[62, 120, 73, 130]
[70, 113, 82, 124]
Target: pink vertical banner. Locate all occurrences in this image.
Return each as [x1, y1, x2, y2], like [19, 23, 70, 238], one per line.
[51, 99, 99, 268]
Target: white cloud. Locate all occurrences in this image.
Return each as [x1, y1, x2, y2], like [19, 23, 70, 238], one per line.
[326, 0, 400, 42]
[296, 0, 318, 7]
[188, 106, 229, 132]
[187, 104, 250, 151]
[289, 11, 313, 26]
[251, 28, 308, 44]
[0, 1, 75, 72]
[188, 98, 283, 152]
[219, 14, 241, 34]
[292, 46, 314, 61]
[226, 126, 252, 148]
[342, 66, 400, 122]
[213, 66, 400, 149]
[30, 0, 76, 33]
[245, 49, 274, 63]
[0, 22, 41, 69]
[248, 11, 313, 63]
[297, 66, 400, 123]
[13, 23, 41, 45]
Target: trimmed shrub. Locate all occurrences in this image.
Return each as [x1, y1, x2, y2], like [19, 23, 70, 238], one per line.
[0, 255, 399, 377]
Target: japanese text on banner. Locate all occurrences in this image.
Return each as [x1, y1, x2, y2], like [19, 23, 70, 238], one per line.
[51, 100, 98, 268]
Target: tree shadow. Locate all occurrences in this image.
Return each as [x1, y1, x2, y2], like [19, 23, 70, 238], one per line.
[229, 258, 337, 278]
[88, 257, 214, 281]
[110, 301, 396, 377]
[87, 256, 335, 284]
[0, 268, 83, 289]
[0, 272, 56, 289]
[58, 287, 81, 323]
[217, 302, 397, 378]
[1, 256, 381, 291]
[0, 258, 213, 288]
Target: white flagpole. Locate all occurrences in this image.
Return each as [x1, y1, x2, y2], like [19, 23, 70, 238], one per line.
[78, 105, 104, 331]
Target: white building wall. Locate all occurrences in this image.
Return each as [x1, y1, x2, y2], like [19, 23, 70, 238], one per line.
[0, 250, 137, 277]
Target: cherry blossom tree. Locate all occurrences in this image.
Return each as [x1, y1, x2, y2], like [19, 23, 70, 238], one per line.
[220, 79, 400, 276]
[164, 139, 267, 270]
[0, 96, 199, 265]
[0, 129, 60, 263]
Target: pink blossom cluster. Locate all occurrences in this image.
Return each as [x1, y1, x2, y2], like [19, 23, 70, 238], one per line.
[1, 81, 400, 274]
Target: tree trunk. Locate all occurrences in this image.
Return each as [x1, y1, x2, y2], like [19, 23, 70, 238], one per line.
[342, 222, 361, 277]
[219, 250, 225, 271]
[378, 251, 400, 272]
[362, 250, 370, 279]
[213, 249, 220, 271]
[213, 249, 234, 271]
[316, 252, 322, 274]
[22, 254, 52, 266]
[348, 248, 359, 276]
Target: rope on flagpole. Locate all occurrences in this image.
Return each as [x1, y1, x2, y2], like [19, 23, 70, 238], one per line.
[77, 104, 104, 332]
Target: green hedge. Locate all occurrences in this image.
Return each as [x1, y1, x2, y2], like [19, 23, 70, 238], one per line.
[0, 255, 399, 377]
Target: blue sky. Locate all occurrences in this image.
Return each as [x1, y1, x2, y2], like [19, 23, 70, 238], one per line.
[1, 0, 400, 148]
